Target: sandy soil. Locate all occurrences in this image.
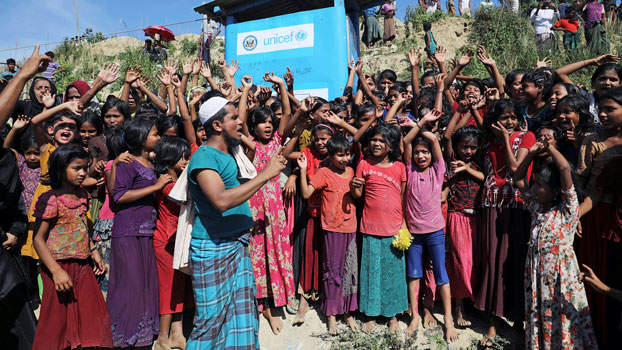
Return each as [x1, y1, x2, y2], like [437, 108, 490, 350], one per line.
[258, 300, 518, 350]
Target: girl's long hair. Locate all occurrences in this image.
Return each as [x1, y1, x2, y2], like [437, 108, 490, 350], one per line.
[46, 144, 90, 189]
[154, 136, 191, 175]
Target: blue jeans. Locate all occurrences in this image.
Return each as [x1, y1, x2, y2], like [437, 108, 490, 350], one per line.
[406, 229, 449, 285]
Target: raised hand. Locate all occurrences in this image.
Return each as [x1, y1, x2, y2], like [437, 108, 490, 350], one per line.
[408, 48, 421, 67]
[241, 75, 253, 89]
[263, 72, 284, 85]
[192, 58, 201, 74]
[477, 45, 496, 66]
[98, 63, 121, 84]
[20, 45, 52, 78]
[12, 115, 30, 129]
[64, 100, 83, 115]
[355, 58, 364, 74]
[218, 58, 227, 70]
[227, 60, 240, 77]
[41, 91, 56, 108]
[484, 87, 500, 102]
[165, 58, 178, 75]
[375, 104, 385, 119]
[300, 97, 315, 112]
[325, 111, 344, 126]
[535, 56, 552, 69]
[125, 65, 142, 84]
[296, 153, 308, 170]
[182, 57, 193, 75]
[199, 61, 212, 78]
[434, 73, 446, 91]
[434, 46, 447, 64]
[157, 68, 172, 86]
[421, 109, 443, 124]
[457, 49, 474, 67]
[594, 54, 620, 66]
[171, 74, 181, 88]
[284, 67, 294, 89]
[219, 82, 233, 97]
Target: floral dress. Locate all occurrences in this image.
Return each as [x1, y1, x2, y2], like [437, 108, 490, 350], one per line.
[522, 186, 598, 349]
[249, 131, 295, 308]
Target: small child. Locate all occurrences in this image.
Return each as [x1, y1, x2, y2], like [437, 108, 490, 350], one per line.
[513, 140, 597, 349]
[298, 135, 359, 334]
[552, 7, 582, 54]
[402, 110, 459, 343]
[351, 123, 408, 333]
[32, 144, 112, 350]
[423, 22, 437, 57]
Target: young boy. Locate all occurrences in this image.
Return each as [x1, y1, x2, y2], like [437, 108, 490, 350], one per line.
[42, 52, 63, 82]
[1, 58, 18, 79]
[552, 7, 582, 54]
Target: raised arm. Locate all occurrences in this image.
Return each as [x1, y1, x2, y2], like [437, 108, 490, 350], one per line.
[172, 75, 196, 146]
[136, 76, 168, 112]
[555, 54, 620, 82]
[157, 68, 177, 115]
[512, 142, 543, 193]
[296, 153, 316, 199]
[238, 75, 253, 137]
[120, 65, 142, 103]
[491, 122, 530, 173]
[32, 100, 82, 150]
[444, 49, 474, 91]
[263, 72, 292, 137]
[181, 57, 193, 96]
[3, 115, 29, 149]
[408, 48, 422, 97]
[325, 111, 358, 136]
[355, 60, 382, 106]
[0, 45, 50, 126]
[200, 61, 218, 90]
[403, 109, 443, 162]
[476, 46, 505, 95]
[433, 46, 448, 75]
[80, 63, 120, 107]
[548, 143, 572, 190]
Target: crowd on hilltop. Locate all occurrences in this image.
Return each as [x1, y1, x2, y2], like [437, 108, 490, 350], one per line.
[1, 2, 622, 350]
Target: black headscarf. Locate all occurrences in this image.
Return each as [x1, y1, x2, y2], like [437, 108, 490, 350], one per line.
[12, 77, 58, 153]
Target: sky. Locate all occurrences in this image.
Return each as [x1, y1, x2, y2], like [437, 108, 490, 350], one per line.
[0, 0, 501, 64]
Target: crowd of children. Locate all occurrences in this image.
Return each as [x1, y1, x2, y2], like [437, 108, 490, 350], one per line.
[1, 16, 622, 349]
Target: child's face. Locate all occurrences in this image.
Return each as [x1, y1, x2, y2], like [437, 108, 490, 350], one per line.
[195, 125, 206, 143]
[34, 79, 51, 103]
[65, 158, 89, 187]
[509, 74, 525, 100]
[405, 85, 414, 104]
[521, 81, 542, 102]
[456, 138, 478, 163]
[594, 69, 621, 96]
[369, 134, 390, 159]
[8, 62, 16, 71]
[273, 108, 283, 122]
[498, 110, 519, 133]
[255, 116, 274, 141]
[330, 149, 351, 170]
[24, 147, 41, 168]
[103, 107, 125, 127]
[532, 173, 556, 204]
[49, 116, 77, 145]
[79, 122, 98, 146]
[313, 130, 332, 155]
[598, 98, 622, 131]
[144, 125, 160, 152]
[380, 78, 394, 92]
[388, 90, 401, 106]
[554, 102, 580, 131]
[463, 84, 481, 104]
[312, 104, 330, 122]
[422, 76, 435, 89]
[365, 75, 376, 90]
[413, 143, 432, 170]
[548, 84, 568, 109]
[537, 128, 557, 149]
[173, 155, 189, 175]
[356, 111, 377, 128]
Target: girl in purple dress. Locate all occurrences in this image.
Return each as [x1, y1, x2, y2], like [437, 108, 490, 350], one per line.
[106, 117, 172, 348]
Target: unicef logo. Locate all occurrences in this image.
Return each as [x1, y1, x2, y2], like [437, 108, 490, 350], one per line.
[243, 35, 257, 51]
[295, 30, 307, 42]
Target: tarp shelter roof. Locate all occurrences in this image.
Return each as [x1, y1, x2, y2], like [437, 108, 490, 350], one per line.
[194, 0, 384, 22]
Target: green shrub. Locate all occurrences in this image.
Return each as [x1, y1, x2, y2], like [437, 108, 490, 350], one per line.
[404, 6, 449, 29]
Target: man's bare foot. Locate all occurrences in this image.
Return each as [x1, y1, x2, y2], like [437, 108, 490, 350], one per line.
[480, 325, 496, 346]
[388, 317, 399, 334]
[293, 297, 308, 325]
[345, 314, 359, 331]
[263, 308, 283, 335]
[362, 318, 376, 333]
[455, 303, 471, 327]
[327, 315, 339, 335]
[405, 313, 421, 337]
[423, 308, 437, 328]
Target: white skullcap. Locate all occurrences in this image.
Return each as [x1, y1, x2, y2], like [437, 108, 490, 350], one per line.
[198, 97, 229, 125]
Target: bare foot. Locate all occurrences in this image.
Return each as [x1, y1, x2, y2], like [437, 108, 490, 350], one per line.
[327, 315, 339, 335]
[263, 308, 283, 335]
[362, 318, 376, 333]
[423, 308, 437, 328]
[388, 317, 399, 334]
[455, 303, 471, 327]
[444, 315, 459, 343]
[168, 334, 187, 350]
[405, 313, 421, 337]
[293, 297, 308, 325]
[480, 325, 496, 347]
[345, 314, 359, 331]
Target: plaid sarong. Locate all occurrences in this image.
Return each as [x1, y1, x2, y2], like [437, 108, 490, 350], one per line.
[187, 232, 259, 350]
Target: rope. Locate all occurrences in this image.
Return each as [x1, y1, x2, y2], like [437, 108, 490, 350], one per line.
[0, 18, 204, 53]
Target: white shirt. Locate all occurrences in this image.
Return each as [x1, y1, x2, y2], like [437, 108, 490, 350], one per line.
[530, 8, 560, 35]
